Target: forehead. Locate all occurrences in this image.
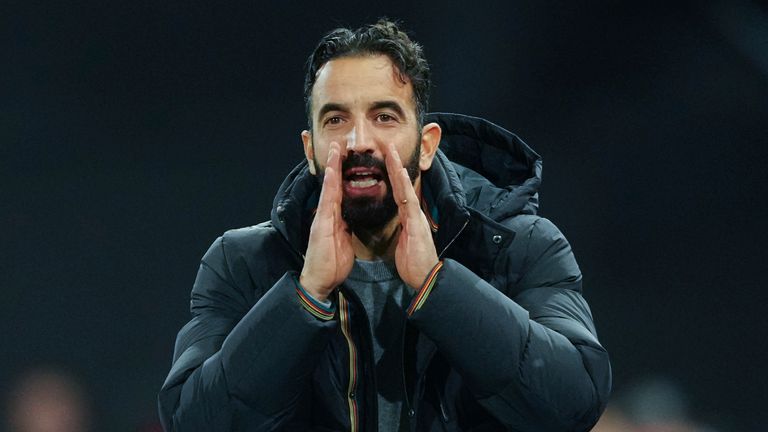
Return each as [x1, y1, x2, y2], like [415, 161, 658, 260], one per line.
[311, 55, 415, 112]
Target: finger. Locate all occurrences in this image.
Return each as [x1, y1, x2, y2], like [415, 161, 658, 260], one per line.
[385, 143, 407, 205]
[327, 142, 350, 232]
[398, 166, 422, 220]
[386, 143, 420, 214]
[317, 143, 341, 216]
[328, 141, 342, 176]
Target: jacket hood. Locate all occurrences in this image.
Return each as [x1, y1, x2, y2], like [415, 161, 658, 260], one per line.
[426, 112, 541, 220]
[270, 113, 542, 254]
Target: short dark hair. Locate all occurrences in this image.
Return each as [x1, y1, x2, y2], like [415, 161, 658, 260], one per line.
[304, 18, 431, 129]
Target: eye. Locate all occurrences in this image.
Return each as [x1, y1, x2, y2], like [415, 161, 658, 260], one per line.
[376, 113, 396, 123]
[324, 116, 344, 126]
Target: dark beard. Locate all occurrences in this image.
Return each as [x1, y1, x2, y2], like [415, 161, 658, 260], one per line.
[314, 144, 421, 234]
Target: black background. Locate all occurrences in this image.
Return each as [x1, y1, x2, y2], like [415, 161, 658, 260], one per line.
[2, 1, 767, 431]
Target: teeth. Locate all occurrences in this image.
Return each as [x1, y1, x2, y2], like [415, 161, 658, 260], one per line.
[350, 179, 378, 188]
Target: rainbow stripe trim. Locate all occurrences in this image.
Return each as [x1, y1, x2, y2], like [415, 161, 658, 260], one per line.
[338, 293, 359, 432]
[407, 260, 444, 316]
[294, 277, 335, 321]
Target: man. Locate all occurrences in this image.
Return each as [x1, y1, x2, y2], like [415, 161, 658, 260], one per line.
[158, 19, 611, 432]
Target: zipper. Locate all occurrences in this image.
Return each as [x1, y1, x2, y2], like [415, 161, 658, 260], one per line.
[400, 325, 413, 422]
[339, 289, 379, 432]
[338, 293, 359, 432]
[438, 218, 469, 259]
[437, 387, 450, 423]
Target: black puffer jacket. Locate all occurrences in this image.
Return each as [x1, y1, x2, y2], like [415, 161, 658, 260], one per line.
[158, 113, 611, 431]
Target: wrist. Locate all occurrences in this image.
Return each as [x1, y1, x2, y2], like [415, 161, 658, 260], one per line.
[294, 274, 335, 321]
[407, 260, 444, 316]
[299, 274, 329, 302]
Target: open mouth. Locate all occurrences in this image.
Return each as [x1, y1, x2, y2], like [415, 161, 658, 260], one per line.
[347, 172, 381, 188]
[344, 167, 384, 187]
[343, 166, 386, 197]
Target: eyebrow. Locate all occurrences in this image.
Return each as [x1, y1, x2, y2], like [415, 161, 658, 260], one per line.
[369, 100, 406, 119]
[316, 100, 408, 123]
[317, 102, 350, 123]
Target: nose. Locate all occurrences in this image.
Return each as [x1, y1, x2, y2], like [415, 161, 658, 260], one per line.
[345, 121, 376, 155]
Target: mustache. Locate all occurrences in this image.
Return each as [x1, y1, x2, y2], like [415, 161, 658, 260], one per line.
[341, 153, 388, 175]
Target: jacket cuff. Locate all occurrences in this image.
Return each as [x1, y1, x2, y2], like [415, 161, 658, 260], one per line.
[406, 260, 444, 316]
[293, 276, 336, 321]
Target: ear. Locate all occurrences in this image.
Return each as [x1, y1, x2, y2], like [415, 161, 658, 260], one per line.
[418, 122, 442, 171]
[301, 130, 316, 175]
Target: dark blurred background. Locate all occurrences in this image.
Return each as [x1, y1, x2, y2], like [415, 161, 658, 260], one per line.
[2, 1, 767, 431]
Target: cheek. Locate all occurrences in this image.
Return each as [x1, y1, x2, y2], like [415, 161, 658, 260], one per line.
[309, 138, 330, 164]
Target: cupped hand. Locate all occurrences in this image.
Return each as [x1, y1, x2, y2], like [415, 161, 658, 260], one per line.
[384, 143, 439, 290]
[299, 142, 355, 301]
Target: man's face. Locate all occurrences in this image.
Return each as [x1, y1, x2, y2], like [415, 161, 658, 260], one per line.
[302, 55, 431, 232]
